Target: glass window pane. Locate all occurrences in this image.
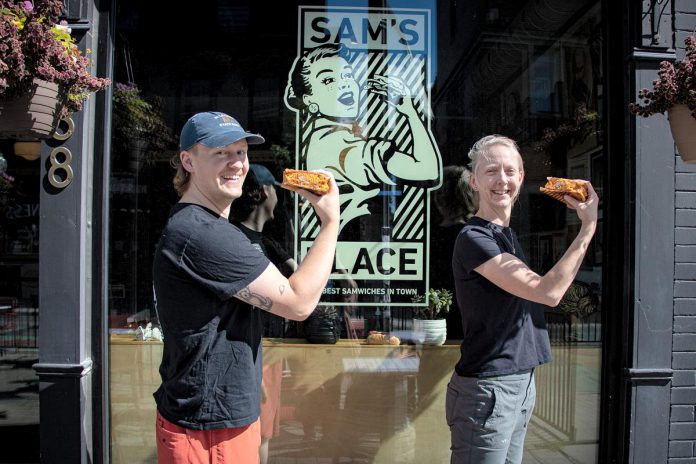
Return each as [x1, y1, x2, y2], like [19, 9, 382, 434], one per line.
[109, 1, 603, 462]
[0, 141, 40, 461]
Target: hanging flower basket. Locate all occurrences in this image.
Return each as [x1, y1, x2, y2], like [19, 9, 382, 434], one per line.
[629, 34, 696, 164]
[0, 79, 64, 141]
[667, 105, 696, 164]
[0, 0, 109, 141]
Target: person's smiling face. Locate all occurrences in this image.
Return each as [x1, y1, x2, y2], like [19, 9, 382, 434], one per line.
[184, 139, 250, 207]
[303, 56, 360, 119]
[471, 143, 524, 213]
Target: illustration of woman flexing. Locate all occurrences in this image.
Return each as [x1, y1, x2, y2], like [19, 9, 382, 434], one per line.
[285, 43, 441, 232]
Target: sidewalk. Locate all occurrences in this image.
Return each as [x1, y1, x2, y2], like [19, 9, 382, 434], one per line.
[0, 349, 39, 463]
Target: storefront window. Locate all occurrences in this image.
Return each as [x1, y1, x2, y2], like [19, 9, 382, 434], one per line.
[109, 1, 603, 462]
[0, 140, 40, 462]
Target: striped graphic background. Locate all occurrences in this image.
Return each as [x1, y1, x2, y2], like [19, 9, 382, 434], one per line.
[299, 50, 429, 242]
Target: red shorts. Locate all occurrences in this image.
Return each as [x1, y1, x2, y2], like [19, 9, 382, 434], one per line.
[156, 411, 261, 464]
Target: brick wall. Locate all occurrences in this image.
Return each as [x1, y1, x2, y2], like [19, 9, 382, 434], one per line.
[671, 2, 696, 461]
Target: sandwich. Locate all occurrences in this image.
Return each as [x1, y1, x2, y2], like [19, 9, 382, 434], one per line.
[281, 169, 331, 195]
[366, 331, 401, 345]
[540, 177, 588, 204]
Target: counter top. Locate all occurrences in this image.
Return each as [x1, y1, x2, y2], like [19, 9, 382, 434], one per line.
[109, 333, 459, 348]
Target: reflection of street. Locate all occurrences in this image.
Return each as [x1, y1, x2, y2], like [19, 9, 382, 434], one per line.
[524, 344, 601, 464]
[263, 342, 601, 464]
[263, 342, 456, 464]
[0, 349, 39, 463]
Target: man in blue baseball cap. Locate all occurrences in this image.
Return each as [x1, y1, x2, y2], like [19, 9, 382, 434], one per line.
[249, 163, 281, 187]
[153, 111, 340, 463]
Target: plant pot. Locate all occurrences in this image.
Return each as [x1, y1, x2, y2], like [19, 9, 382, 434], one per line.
[129, 138, 150, 170]
[412, 319, 447, 345]
[0, 79, 63, 141]
[304, 312, 341, 344]
[667, 104, 696, 164]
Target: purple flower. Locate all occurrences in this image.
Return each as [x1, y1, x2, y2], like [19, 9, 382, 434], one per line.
[630, 34, 696, 117]
[0, 0, 110, 115]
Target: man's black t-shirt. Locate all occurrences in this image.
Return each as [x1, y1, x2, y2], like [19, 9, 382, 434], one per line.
[452, 216, 552, 377]
[152, 203, 270, 430]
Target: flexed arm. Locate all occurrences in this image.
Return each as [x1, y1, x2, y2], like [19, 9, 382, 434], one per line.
[233, 173, 340, 320]
[475, 184, 599, 307]
[368, 75, 441, 182]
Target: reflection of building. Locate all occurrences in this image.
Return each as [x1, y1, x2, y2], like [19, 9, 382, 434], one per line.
[1, 1, 694, 463]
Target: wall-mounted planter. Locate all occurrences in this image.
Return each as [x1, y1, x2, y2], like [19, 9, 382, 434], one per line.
[667, 104, 696, 164]
[0, 79, 63, 141]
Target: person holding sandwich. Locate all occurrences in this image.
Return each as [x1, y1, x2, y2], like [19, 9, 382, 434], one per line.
[446, 134, 598, 464]
[152, 111, 339, 463]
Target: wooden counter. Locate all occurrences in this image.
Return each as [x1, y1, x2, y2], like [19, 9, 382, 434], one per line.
[109, 335, 601, 463]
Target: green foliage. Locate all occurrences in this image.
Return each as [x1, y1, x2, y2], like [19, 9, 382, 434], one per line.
[0, 170, 14, 193]
[629, 34, 696, 118]
[308, 305, 339, 320]
[112, 82, 176, 165]
[412, 288, 453, 320]
[269, 143, 293, 171]
[534, 103, 599, 152]
[0, 0, 110, 116]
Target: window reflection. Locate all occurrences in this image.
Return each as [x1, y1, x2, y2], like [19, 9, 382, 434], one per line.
[109, 1, 603, 463]
[0, 142, 40, 461]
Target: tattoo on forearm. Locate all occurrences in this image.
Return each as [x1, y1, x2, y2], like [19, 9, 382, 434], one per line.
[279, 285, 285, 295]
[237, 286, 273, 311]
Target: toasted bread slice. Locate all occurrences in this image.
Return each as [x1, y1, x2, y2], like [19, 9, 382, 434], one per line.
[281, 169, 330, 195]
[540, 177, 588, 203]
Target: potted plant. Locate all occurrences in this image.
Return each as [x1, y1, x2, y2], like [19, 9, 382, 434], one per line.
[0, 170, 14, 193]
[0, 0, 110, 140]
[629, 34, 696, 163]
[412, 288, 452, 345]
[534, 103, 600, 152]
[303, 305, 341, 344]
[112, 82, 176, 170]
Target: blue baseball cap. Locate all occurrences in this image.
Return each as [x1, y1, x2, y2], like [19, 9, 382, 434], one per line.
[249, 164, 280, 186]
[179, 111, 265, 150]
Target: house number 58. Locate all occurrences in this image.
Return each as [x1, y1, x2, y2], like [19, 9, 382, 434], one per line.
[48, 116, 75, 189]
[48, 147, 74, 189]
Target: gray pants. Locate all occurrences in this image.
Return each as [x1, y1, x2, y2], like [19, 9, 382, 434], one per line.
[445, 370, 536, 464]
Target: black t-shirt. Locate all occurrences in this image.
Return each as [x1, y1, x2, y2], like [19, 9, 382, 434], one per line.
[232, 221, 292, 337]
[452, 216, 552, 377]
[232, 222, 292, 277]
[152, 203, 270, 430]
[430, 222, 466, 339]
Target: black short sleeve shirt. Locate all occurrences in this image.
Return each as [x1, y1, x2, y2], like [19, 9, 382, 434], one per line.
[452, 216, 552, 377]
[152, 203, 270, 430]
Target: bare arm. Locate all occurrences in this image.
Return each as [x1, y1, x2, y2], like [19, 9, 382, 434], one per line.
[475, 183, 599, 307]
[233, 173, 340, 320]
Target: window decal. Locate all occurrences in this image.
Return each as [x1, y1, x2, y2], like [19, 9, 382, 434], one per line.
[285, 6, 442, 306]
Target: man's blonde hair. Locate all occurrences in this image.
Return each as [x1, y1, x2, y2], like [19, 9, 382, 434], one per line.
[171, 150, 193, 196]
